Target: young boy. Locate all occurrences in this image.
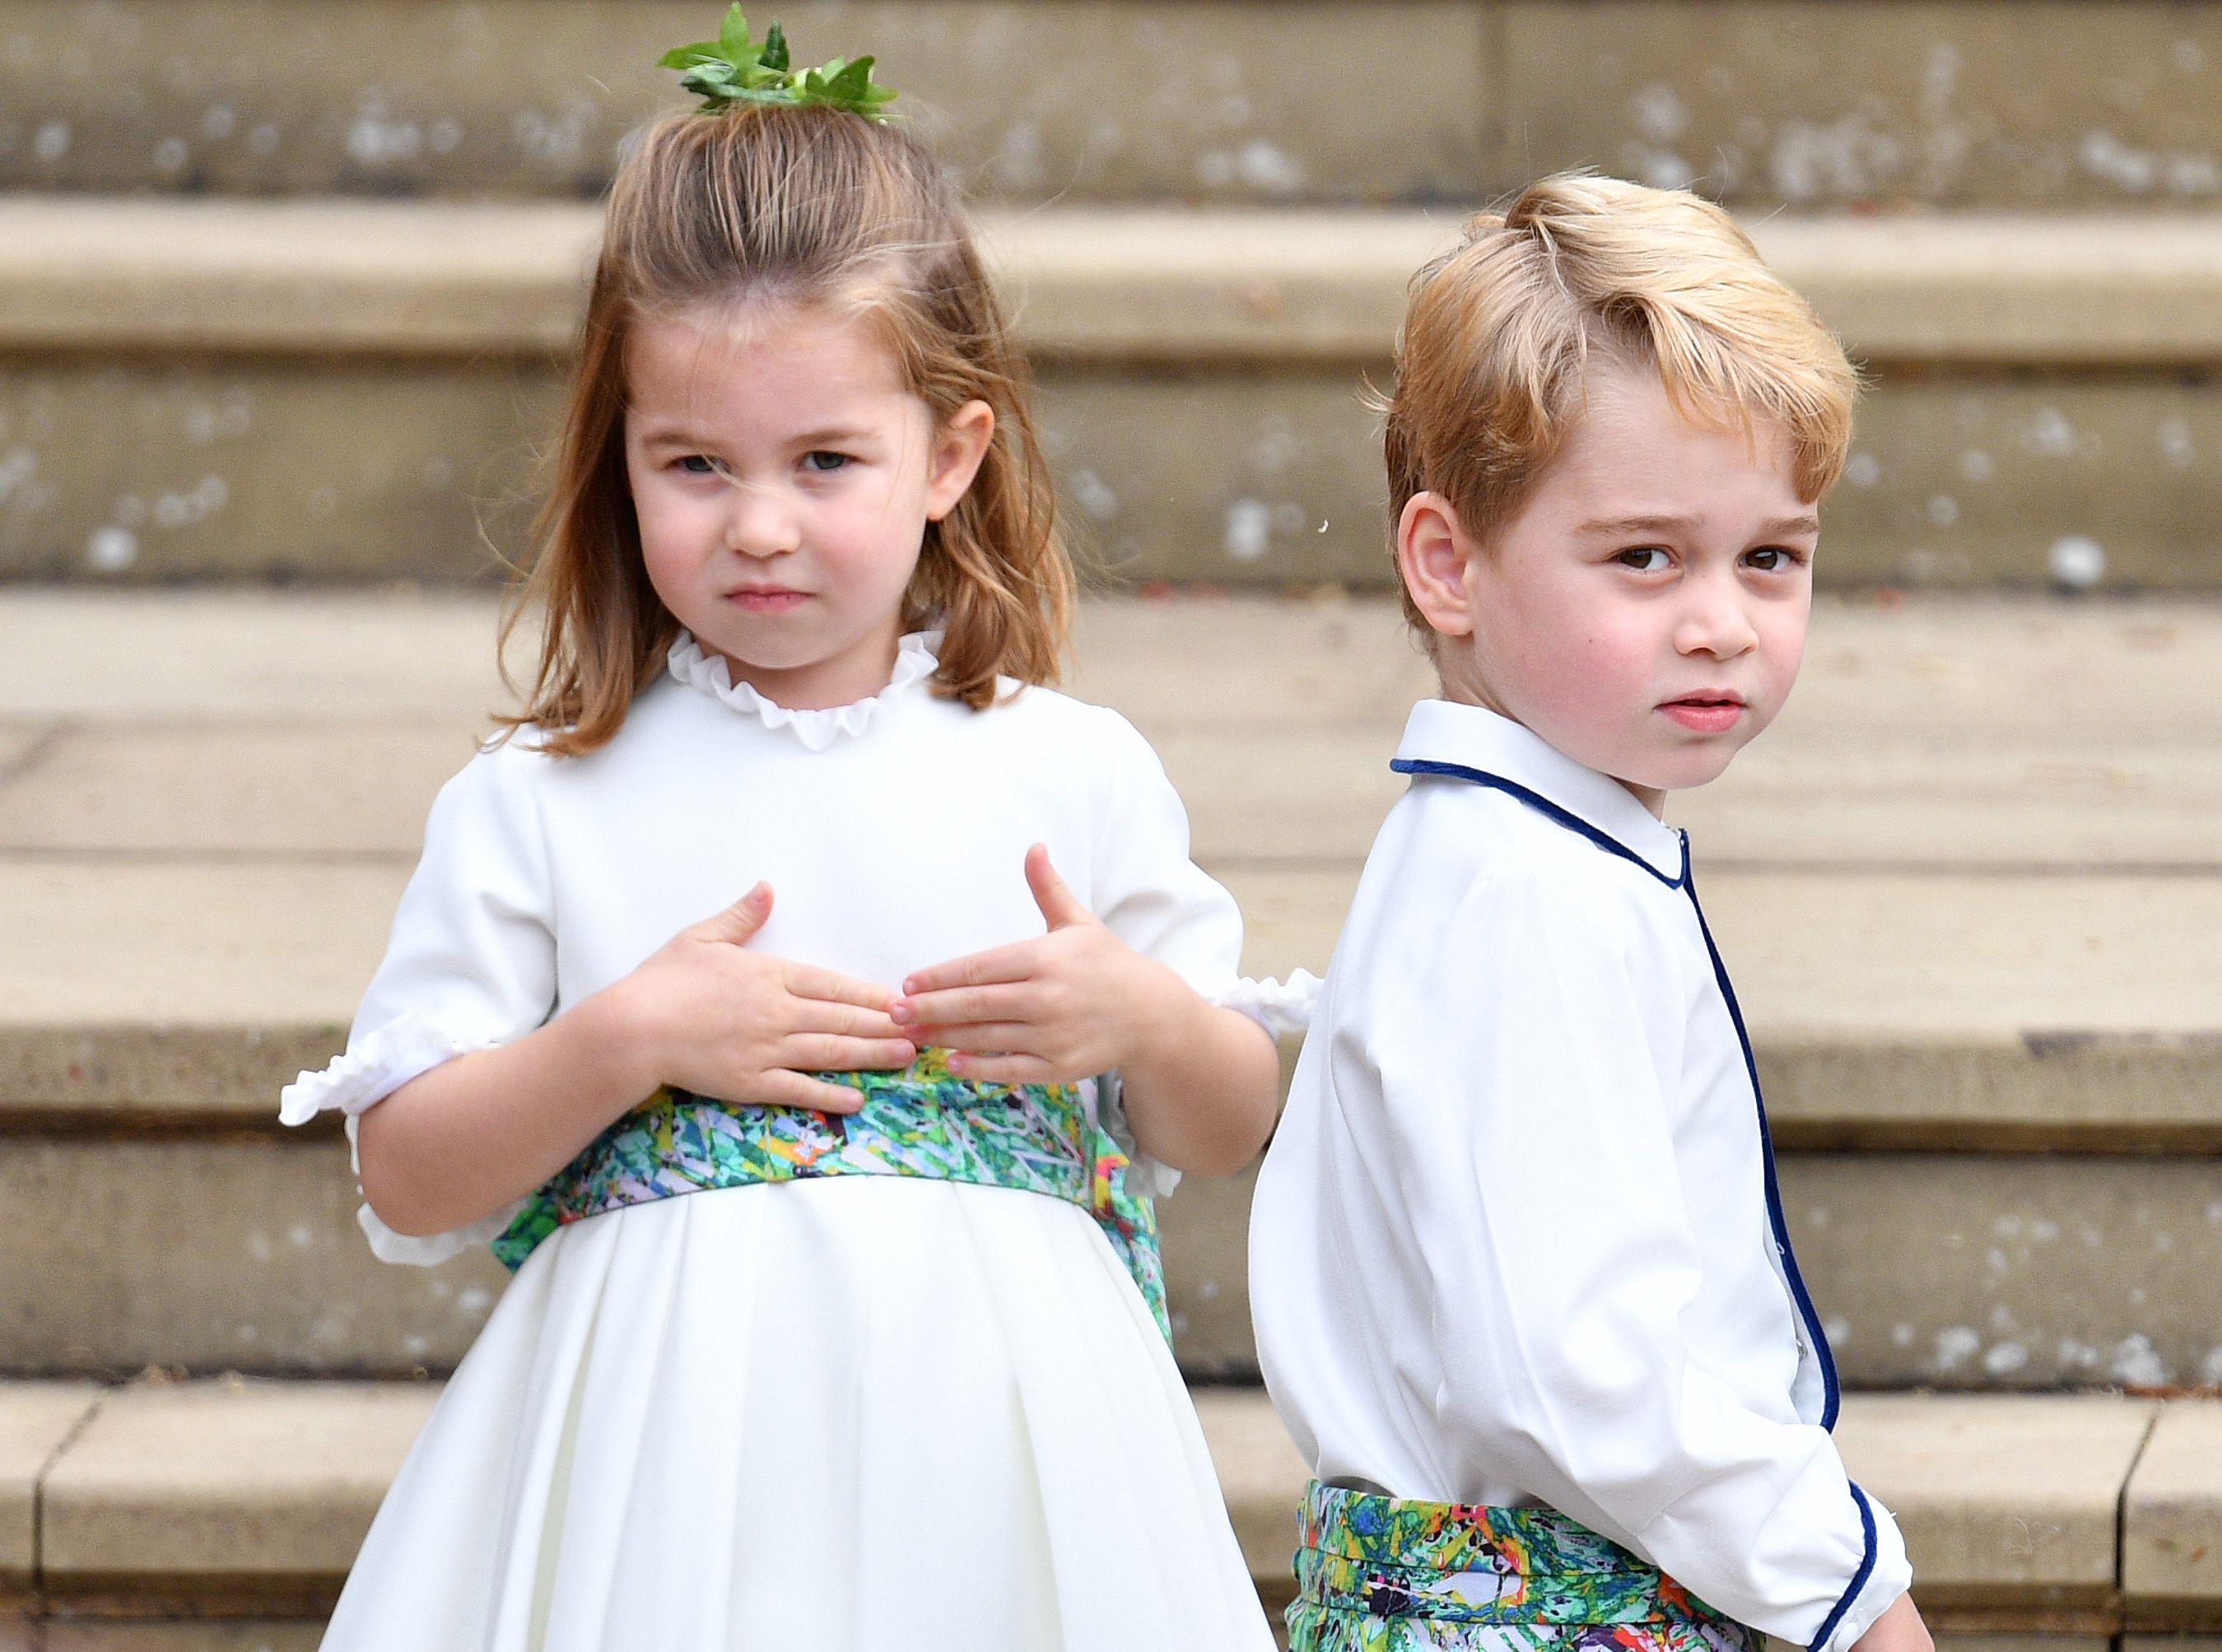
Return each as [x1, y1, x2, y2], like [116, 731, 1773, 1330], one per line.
[1247, 175, 1931, 1652]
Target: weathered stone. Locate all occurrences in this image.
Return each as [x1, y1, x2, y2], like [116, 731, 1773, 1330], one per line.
[11, 347, 2222, 589]
[0, 1137, 505, 1375]
[2125, 1400, 2222, 1619]
[1165, 1155, 2222, 1389]
[1503, 2, 2222, 212]
[1835, 1394, 2158, 1609]
[1191, 1386, 1307, 1599]
[0, 0, 1488, 202]
[0, 1383, 98, 1584]
[40, 1625, 324, 1652]
[21, 203, 2222, 370]
[40, 1379, 436, 1600]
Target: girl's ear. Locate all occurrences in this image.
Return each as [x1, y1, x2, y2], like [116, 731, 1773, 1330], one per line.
[1395, 491, 1479, 637]
[925, 399, 996, 522]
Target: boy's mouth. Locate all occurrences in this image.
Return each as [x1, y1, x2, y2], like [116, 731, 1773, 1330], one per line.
[1659, 691, 1746, 733]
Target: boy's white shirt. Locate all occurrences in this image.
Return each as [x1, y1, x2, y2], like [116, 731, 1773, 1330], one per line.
[1249, 697, 1910, 1652]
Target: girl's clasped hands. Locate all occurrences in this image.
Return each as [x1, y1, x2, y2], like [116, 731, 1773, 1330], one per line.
[617, 840, 1204, 1110]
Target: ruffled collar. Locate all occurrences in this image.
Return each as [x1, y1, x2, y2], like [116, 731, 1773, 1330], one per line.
[664, 630, 939, 751]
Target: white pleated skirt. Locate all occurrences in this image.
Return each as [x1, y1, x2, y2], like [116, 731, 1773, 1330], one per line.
[319, 1175, 1276, 1651]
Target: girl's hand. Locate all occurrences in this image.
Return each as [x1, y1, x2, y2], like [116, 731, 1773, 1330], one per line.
[603, 882, 916, 1112]
[892, 844, 1187, 1085]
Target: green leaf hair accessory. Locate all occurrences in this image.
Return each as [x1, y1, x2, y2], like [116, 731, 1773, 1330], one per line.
[659, 7, 899, 121]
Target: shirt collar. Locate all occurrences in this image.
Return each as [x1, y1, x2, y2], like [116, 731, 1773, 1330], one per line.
[1391, 699, 1689, 884]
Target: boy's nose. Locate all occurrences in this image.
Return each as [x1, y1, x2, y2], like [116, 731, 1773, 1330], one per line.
[1675, 593, 1760, 658]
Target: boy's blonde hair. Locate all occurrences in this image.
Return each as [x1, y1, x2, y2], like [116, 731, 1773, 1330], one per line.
[499, 102, 1069, 757]
[1384, 173, 1858, 632]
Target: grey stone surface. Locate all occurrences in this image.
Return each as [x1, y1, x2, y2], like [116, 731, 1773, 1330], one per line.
[39, 1379, 435, 1594]
[12, 348, 2222, 589]
[2125, 1400, 2222, 1612]
[40, 1626, 324, 1652]
[1166, 1156, 2222, 1389]
[0, 0, 1488, 202]
[1833, 1394, 2158, 1606]
[0, 1137, 506, 1375]
[0, 1383, 98, 1583]
[1503, 1, 2222, 211]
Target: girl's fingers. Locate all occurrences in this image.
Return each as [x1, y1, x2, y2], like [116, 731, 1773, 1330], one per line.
[943, 1050, 1060, 1085]
[781, 1034, 918, 1072]
[790, 998, 910, 1040]
[1023, 843, 1095, 931]
[784, 964, 900, 1012]
[892, 983, 1030, 1029]
[919, 1022, 1037, 1055]
[900, 942, 1037, 996]
[750, 1068, 866, 1114]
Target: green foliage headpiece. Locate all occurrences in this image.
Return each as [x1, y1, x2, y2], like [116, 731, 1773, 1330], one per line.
[659, 7, 899, 121]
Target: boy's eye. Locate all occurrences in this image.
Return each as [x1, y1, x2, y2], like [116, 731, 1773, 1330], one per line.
[1617, 547, 1671, 573]
[1745, 546, 1804, 572]
[802, 450, 850, 472]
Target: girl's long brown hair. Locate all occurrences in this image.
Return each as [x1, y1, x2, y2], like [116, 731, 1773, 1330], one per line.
[496, 103, 1071, 757]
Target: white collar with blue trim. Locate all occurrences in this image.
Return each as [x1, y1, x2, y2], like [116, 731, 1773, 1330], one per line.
[1392, 699, 1689, 884]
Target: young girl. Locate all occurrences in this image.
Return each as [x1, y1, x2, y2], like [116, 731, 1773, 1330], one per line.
[280, 22, 1283, 1648]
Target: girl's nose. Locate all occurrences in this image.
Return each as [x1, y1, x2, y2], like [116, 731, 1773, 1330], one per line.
[722, 483, 802, 559]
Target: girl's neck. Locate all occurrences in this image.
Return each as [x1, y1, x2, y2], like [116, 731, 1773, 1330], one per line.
[712, 622, 907, 711]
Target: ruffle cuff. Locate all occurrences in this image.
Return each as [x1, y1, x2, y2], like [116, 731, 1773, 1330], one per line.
[342, 1112, 524, 1268]
[278, 1011, 486, 1127]
[1213, 970, 1323, 1036]
[1094, 1068, 1181, 1199]
[285, 1015, 507, 1268]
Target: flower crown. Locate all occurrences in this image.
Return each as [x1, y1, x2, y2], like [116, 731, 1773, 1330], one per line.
[659, 7, 898, 121]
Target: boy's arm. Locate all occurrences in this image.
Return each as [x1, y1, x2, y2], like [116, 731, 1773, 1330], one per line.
[1380, 866, 1911, 1652]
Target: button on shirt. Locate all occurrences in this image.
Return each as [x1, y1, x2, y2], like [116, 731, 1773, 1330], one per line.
[1249, 700, 1910, 1652]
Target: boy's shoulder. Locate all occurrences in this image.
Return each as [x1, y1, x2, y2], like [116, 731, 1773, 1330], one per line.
[1369, 776, 1691, 966]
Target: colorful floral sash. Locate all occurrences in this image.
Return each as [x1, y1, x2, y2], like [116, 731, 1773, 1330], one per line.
[1289, 1482, 1758, 1652]
[492, 1048, 1169, 1339]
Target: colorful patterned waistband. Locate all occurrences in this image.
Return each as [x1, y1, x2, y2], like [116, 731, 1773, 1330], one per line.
[1290, 1482, 1752, 1650]
[490, 1048, 1168, 1338]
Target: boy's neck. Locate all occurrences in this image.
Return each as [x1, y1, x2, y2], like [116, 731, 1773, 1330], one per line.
[1435, 683, 1670, 821]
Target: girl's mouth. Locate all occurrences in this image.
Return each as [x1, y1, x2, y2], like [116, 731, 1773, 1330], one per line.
[728, 587, 809, 613]
[1660, 694, 1746, 733]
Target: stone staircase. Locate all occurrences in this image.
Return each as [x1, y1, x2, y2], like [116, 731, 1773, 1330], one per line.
[2, 0, 2221, 1645]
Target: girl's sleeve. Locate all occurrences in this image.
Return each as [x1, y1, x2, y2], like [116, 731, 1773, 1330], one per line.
[1080, 709, 1319, 1190]
[1377, 864, 1909, 1652]
[278, 746, 557, 1266]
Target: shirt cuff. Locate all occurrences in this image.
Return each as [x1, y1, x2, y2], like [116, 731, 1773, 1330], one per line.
[1811, 1484, 1913, 1652]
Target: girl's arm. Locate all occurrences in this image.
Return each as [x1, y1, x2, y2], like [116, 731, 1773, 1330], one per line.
[358, 884, 916, 1237]
[893, 844, 1280, 1175]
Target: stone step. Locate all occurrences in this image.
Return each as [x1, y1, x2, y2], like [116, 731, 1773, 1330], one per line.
[0, 1380, 2207, 1645]
[7, 0, 2222, 215]
[1, 589, 2216, 1384]
[5, 202, 2222, 589]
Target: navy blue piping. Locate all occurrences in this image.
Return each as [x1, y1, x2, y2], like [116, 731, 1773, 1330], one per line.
[1389, 760, 1687, 888]
[1808, 1483, 1880, 1651]
[1395, 755, 1877, 1631]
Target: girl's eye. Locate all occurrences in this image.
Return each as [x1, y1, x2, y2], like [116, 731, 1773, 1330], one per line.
[677, 455, 720, 476]
[802, 450, 850, 473]
[1617, 547, 1671, 573]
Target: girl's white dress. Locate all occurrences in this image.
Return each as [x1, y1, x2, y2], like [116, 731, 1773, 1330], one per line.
[282, 632, 1282, 1651]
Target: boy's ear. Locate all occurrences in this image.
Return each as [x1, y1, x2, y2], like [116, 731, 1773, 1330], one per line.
[1396, 491, 1478, 637]
[925, 399, 996, 522]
